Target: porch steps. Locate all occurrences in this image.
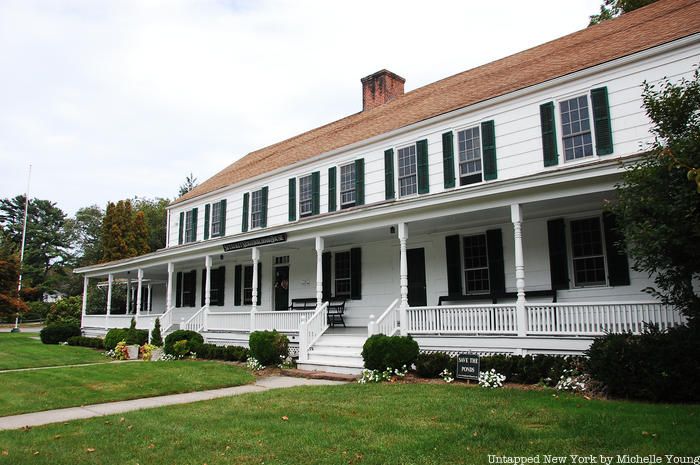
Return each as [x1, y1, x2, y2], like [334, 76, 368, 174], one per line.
[297, 331, 367, 375]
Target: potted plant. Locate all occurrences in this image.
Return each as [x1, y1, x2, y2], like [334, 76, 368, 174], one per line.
[150, 318, 164, 361]
[125, 318, 140, 359]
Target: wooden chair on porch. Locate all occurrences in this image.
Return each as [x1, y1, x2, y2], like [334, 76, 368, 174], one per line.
[326, 298, 346, 327]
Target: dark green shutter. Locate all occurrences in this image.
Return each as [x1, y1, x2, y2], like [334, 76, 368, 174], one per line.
[176, 272, 183, 307]
[178, 212, 184, 245]
[355, 158, 365, 206]
[201, 269, 207, 307]
[219, 199, 227, 237]
[322, 251, 332, 301]
[234, 265, 242, 306]
[204, 204, 210, 240]
[445, 235, 461, 296]
[260, 187, 269, 228]
[288, 178, 296, 221]
[190, 208, 198, 242]
[481, 120, 497, 181]
[350, 247, 361, 300]
[256, 262, 262, 306]
[384, 149, 395, 200]
[486, 229, 506, 298]
[602, 213, 630, 286]
[416, 139, 429, 194]
[591, 87, 613, 155]
[215, 267, 225, 306]
[442, 132, 455, 189]
[311, 171, 320, 215]
[540, 102, 559, 167]
[547, 219, 570, 290]
[241, 193, 249, 233]
[328, 167, 337, 212]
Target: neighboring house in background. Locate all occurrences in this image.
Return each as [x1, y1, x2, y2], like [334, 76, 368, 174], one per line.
[42, 291, 66, 304]
[76, 0, 697, 373]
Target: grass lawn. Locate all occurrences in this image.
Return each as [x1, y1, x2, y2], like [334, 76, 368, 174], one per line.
[0, 383, 697, 465]
[0, 361, 254, 416]
[0, 333, 107, 370]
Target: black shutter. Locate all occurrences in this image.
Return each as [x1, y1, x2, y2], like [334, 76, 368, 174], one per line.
[176, 271, 183, 307]
[204, 204, 210, 240]
[201, 269, 207, 307]
[322, 251, 332, 301]
[547, 219, 570, 290]
[288, 178, 296, 221]
[260, 187, 269, 228]
[350, 247, 361, 300]
[384, 149, 395, 200]
[190, 209, 198, 243]
[602, 212, 630, 286]
[481, 120, 497, 181]
[311, 171, 320, 215]
[234, 265, 242, 306]
[445, 235, 462, 296]
[486, 229, 506, 299]
[241, 193, 249, 233]
[355, 158, 365, 206]
[591, 87, 614, 155]
[540, 102, 559, 167]
[178, 212, 184, 245]
[219, 199, 227, 237]
[416, 139, 429, 194]
[256, 262, 262, 306]
[328, 167, 337, 212]
[186, 270, 197, 307]
[216, 266, 226, 306]
[442, 132, 455, 189]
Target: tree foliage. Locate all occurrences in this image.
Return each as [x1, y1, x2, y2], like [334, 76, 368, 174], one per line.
[0, 233, 29, 318]
[101, 200, 150, 262]
[131, 197, 169, 252]
[178, 172, 198, 197]
[589, 0, 657, 26]
[66, 205, 104, 267]
[610, 69, 700, 322]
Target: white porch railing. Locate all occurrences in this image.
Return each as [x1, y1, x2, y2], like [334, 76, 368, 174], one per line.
[406, 304, 518, 335]
[207, 312, 251, 331]
[82, 314, 132, 329]
[183, 306, 208, 332]
[526, 302, 685, 336]
[160, 306, 175, 332]
[254, 310, 316, 332]
[298, 301, 329, 362]
[369, 298, 400, 336]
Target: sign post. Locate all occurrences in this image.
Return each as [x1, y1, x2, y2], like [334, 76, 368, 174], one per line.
[456, 353, 480, 381]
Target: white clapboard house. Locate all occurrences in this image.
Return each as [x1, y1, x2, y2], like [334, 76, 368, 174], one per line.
[77, 0, 697, 373]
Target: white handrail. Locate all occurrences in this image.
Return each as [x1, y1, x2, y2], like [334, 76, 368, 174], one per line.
[160, 306, 175, 332]
[298, 301, 329, 362]
[183, 306, 208, 332]
[371, 298, 400, 336]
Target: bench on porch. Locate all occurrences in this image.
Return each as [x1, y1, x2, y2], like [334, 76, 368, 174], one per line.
[288, 298, 318, 311]
[327, 298, 346, 328]
[437, 289, 557, 306]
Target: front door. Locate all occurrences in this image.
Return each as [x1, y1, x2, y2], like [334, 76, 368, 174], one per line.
[274, 265, 290, 311]
[407, 248, 427, 307]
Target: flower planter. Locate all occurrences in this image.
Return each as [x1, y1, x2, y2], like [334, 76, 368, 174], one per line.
[126, 344, 140, 360]
[150, 348, 164, 361]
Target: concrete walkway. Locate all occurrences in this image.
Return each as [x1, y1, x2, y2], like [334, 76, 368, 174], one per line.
[0, 376, 346, 431]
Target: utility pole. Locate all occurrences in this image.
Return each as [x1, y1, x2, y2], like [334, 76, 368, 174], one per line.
[13, 164, 31, 333]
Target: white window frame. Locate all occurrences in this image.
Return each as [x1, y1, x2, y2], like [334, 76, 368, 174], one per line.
[461, 233, 490, 295]
[339, 162, 356, 208]
[298, 174, 313, 217]
[211, 201, 223, 237]
[567, 216, 609, 288]
[184, 210, 194, 243]
[555, 91, 597, 163]
[454, 124, 483, 186]
[243, 264, 254, 305]
[396, 143, 418, 198]
[333, 250, 352, 298]
[250, 189, 263, 229]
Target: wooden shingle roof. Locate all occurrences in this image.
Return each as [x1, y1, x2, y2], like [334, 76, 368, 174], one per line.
[174, 0, 700, 205]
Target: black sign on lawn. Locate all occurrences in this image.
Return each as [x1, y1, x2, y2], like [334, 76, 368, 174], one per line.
[456, 353, 480, 380]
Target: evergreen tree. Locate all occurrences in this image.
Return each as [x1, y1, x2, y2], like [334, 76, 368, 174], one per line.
[589, 0, 657, 26]
[178, 173, 198, 197]
[133, 211, 150, 255]
[151, 317, 163, 346]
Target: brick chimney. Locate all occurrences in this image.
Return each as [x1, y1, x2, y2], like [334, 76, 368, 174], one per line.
[361, 69, 405, 111]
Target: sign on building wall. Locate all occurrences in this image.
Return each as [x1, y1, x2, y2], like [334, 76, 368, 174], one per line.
[456, 353, 480, 380]
[222, 233, 288, 252]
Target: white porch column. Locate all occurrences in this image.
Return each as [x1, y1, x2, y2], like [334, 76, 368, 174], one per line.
[126, 276, 131, 314]
[250, 247, 260, 330]
[135, 269, 143, 325]
[511, 204, 527, 337]
[147, 284, 152, 313]
[315, 236, 324, 307]
[81, 276, 89, 318]
[398, 223, 409, 336]
[106, 273, 113, 329]
[204, 255, 212, 331]
[166, 262, 174, 310]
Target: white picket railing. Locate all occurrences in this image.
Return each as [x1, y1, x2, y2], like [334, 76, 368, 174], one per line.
[254, 310, 316, 332]
[183, 306, 208, 332]
[370, 298, 400, 336]
[526, 302, 685, 335]
[160, 306, 175, 332]
[207, 312, 251, 331]
[298, 302, 329, 362]
[406, 304, 518, 335]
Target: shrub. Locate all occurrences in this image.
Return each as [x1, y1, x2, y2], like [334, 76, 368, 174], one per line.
[66, 336, 105, 349]
[164, 330, 204, 355]
[26, 301, 51, 321]
[104, 328, 129, 350]
[151, 318, 163, 347]
[39, 323, 81, 344]
[196, 343, 249, 361]
[415, 352, 453, 378]
[45, 296, 82, 326]
[479, 354, 577, 385]
[361, 334, 419, 371]
[586, 325, 700, 402]
[249, 330, 289, 366]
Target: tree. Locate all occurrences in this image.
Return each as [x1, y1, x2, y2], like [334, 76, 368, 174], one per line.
[66, 205, 104, 267]
[589, 0, 657, 25]
[178, 172, 198, 197]
[45, 295, 82, 326]
[610, 69, 700, 323]
[102, 200, 142, 262]
[132, 197, 169, 252]
[0, 232, 28, 319]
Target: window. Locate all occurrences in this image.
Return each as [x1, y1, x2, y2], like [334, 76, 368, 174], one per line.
[184, 210, 194, 243]
[570, 217, 606, 286]
[176, 270, 197, 307]
[243, 265, 254, 305]
[462, 234, 490, 294]
[457, 126, 482, 185]
[560, 95, 593, 161]
[340, 163, 356, 207]
[398, 145, 417, 197]
[250, 189, 263, 229]
[201, 267, 225, 307]
[299, 175, 313, 217]
[211, 202, 222, 237]
[334, 251, 351, 297]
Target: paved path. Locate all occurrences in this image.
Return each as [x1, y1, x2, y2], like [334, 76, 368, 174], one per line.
[0, 376, 345, 431]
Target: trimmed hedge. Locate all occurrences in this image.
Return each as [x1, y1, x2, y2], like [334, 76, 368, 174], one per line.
[39, 323, 81, 344]
[67, 336, 105, 350]
[415, 352, 452, 378]
[249, 331, 289, 366]
[164, 330, 204, 355]
[197, 343, 249, 362]
[104, 328, 148, 350]
[362, 334, 419, 371]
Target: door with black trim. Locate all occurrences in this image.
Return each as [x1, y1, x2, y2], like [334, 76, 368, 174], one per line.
[274, 265, 290, 311]
[407, 248, 427, 307]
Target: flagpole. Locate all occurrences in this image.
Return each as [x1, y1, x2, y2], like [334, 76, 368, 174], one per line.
[13, 164, 31, 333]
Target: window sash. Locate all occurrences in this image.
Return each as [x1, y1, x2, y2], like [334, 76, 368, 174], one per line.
[299, 175, 313, 216]
[243, 265, 253, 305]
[340, 164, 356, 206]
[560, 95, 593, 161]
[184, 211, 193, 243]
[250, 189, 263, 229]
[457, 126, 482, 177]
[211, 203, 221, 236]
[570, 218, 606, 286]
[462, 234, 490, 294]
[398, 145, 417, 197]
[334, 251, 351, 297]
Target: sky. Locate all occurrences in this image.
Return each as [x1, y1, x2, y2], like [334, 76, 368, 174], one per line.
[0, 0, 601, 216]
